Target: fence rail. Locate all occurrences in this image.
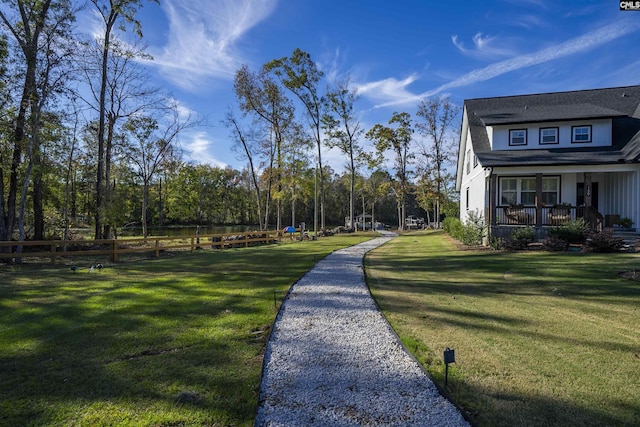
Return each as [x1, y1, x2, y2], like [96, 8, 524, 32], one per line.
[0, 230, 283, 264]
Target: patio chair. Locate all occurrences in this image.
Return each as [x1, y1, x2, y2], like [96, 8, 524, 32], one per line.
[504, 206, 532, 225]
[548, 208, 571, 225]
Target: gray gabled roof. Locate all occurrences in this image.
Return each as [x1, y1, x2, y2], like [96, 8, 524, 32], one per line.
[465, 85, 640, 167]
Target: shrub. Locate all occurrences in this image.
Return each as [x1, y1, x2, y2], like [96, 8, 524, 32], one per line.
[442, 217, 460, 234]
[547, 219, 589, 244]
[617, 217, 634, 228]
[584, 229, 625, 253]
[444, 217, 463, 241]
[460, 223, 483, 246]
[504, 227, 534, 250]
[443, 212, 485, 246]
[489, 236, 505, 250]
[542, 237, 570, 252]
[459, 210, 486, 246]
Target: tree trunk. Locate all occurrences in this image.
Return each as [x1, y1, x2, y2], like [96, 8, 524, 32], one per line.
[95, 11, 117, 239]
[349, 165, 355, 231]
[141, 180, 149, 239]
[32, 149, 44, 240]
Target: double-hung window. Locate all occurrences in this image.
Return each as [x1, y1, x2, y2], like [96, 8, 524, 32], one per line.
[500, 178, 518, 205]
[542, 177, 559, 205]
[572, 125, 592, 143]
[539, 127, 559, 144]
[509, 129, 527, 146]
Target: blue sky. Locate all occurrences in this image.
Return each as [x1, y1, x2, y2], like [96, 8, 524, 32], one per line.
[86, 0, 640, 171]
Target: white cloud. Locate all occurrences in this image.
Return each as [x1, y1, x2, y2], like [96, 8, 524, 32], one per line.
[148, 0, 277, 91]
[184, 131, 228, 167]
[354, 74, 420, 107]
[320, 47, 346, 85]
[376, 19, 640, 109]
[451, 32, 515, 59]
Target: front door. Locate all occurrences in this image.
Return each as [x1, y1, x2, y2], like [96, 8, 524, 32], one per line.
[577, 182, 599, 210]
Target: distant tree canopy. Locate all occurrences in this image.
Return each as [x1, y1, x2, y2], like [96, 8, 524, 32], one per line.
[0, 5, 460, 248]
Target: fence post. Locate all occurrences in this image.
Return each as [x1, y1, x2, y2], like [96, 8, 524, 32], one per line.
[155, 239, 160, 257]
[191, 237, 195, 253]
[111, 239, 118, 262]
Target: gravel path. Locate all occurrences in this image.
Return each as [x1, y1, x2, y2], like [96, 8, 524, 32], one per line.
[255, 234, 469, 426]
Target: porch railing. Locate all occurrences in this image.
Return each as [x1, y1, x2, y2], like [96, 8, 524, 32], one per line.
[496, 205, 603, 230]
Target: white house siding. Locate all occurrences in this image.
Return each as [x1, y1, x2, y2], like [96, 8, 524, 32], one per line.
[561, 173, 578, 204]
[490, 119, 611, 150]
[459, 163, 487, 224]
[602, 171, 639, 227]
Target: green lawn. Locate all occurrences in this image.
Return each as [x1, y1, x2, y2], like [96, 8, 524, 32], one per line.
[365, 230, 640, 426]
[0, 233, 373, 427]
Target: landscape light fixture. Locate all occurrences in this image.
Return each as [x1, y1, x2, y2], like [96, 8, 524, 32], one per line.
[444, 347, 456, 386]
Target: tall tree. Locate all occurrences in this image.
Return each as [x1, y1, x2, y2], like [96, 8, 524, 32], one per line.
[264, 49, 326, 231]
[234, 64, 294, 230]
[416, 97, 460, 228]
[322, 75, 363, 231]
[0, 34, 10, 242]
[224, 109, 264, 230]
[0, 0, 75, 246]
[88, 0, 156, 239]
[366, 112, 414, 230]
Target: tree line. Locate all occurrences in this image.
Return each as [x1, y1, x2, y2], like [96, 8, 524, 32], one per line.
[0, 0, 461, 252]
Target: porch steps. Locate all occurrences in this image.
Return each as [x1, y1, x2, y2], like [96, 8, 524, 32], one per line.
[612, 230, 640, 252]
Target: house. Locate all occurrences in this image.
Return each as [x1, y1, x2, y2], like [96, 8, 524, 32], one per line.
[456, 85, 640, 240]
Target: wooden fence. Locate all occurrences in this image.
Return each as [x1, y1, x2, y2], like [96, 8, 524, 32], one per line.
[0, 230, 283, 264]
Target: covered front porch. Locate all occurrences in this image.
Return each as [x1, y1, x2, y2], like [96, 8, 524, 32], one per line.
[485, 169, 639, 234]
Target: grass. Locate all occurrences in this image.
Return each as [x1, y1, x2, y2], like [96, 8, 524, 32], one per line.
[0, 233, 374, 427]
[365, 230, 640, 426]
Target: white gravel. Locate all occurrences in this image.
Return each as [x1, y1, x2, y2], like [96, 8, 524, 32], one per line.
[255, 233, 469, 426]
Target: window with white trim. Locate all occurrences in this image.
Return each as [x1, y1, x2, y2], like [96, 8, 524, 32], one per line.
[572, 125, 592, 143]
[466, 187, 469, 210]
[509, 129, 527, 146]
[466, 149, 471, 174]
[539, 127, 559, 144]
[499, 177, 559, 205]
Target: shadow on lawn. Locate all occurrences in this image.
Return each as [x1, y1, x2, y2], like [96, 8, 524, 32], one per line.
[368, 242, 640, 301]
[366, 232, 640, 425]
[448, 376, 638, 426]
[0, 253, 294, 425]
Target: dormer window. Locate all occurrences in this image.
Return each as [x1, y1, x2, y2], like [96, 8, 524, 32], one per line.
[572, 125, 592, 143]
[509, 129, 527, 146]
[539, 127, 559, 145]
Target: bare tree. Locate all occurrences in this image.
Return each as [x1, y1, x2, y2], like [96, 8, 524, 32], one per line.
[77, 36, 161, 238]
[88, 0, 156, 239]
[120, 103, 191, 238]
[224, 109, 264, 230]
